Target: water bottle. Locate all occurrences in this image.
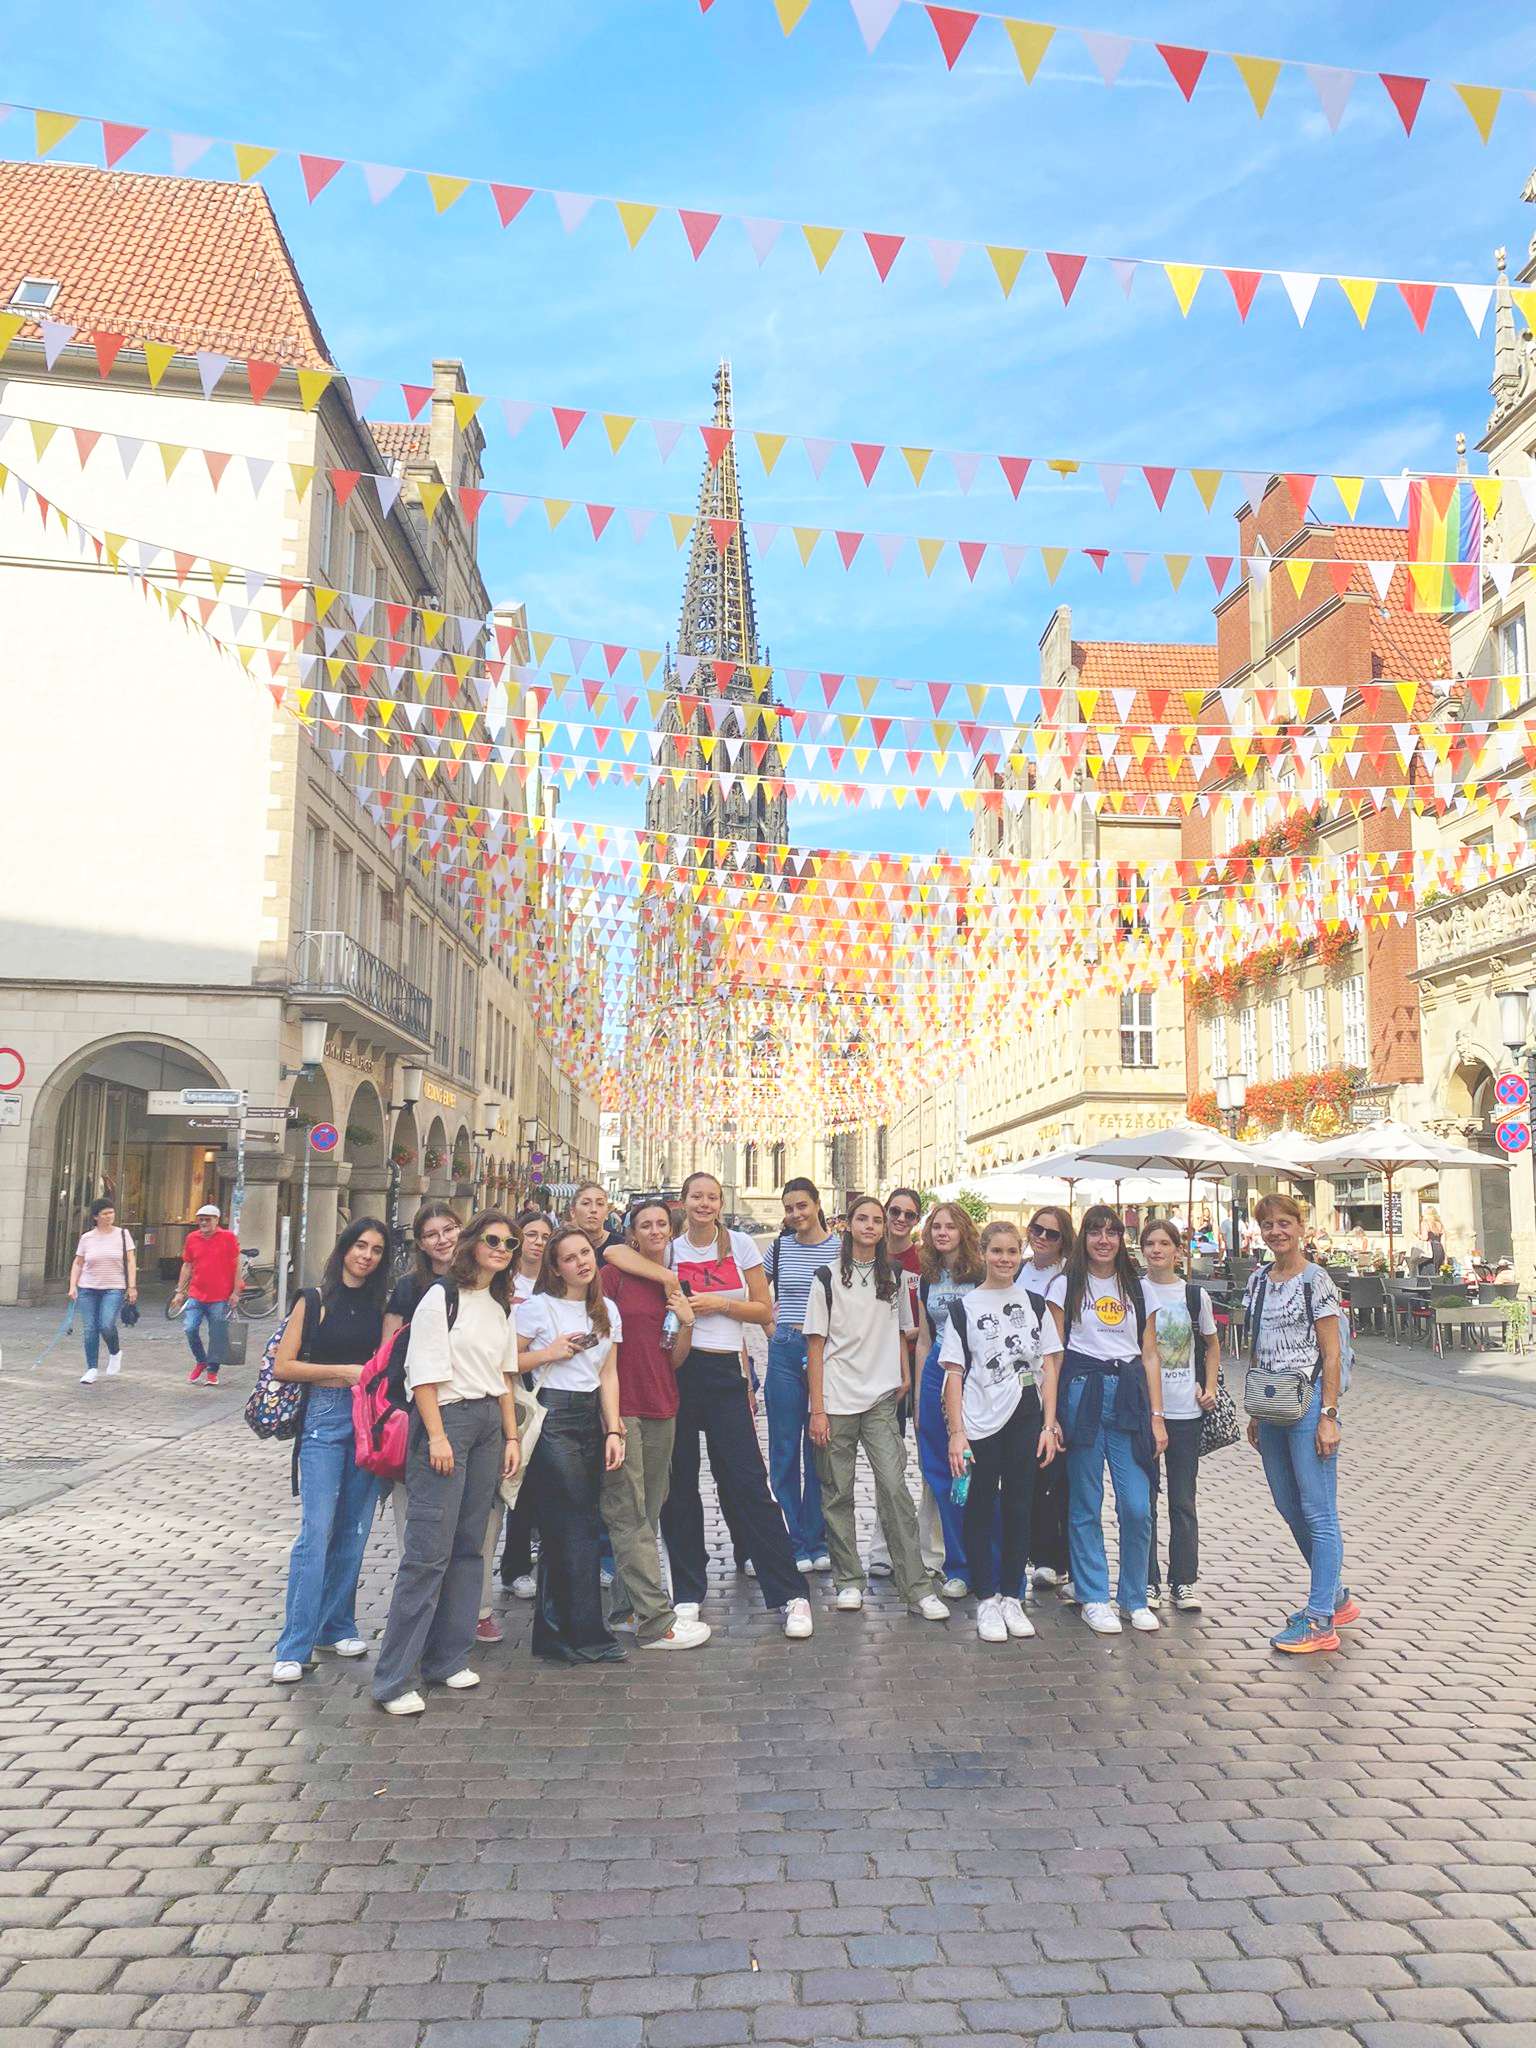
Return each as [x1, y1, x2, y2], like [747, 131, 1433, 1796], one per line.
[950, 1449, 973, 1505]
[661, 1307, 680, 1341]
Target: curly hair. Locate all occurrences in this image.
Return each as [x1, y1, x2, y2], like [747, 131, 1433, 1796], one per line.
[918, 1201, 984, 1285]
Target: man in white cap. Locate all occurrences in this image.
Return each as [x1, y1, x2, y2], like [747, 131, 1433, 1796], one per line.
[169, 1205, 241, 1385]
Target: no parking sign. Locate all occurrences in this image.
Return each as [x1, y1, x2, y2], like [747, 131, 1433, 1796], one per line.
[1495, 1070, 1530, 1113]
[1495, 1118, 1530, 1156]
[309, 1122, 340, 1153]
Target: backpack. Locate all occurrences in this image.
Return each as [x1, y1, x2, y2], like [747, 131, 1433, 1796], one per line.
[1246, 1263, 1353, 1386]
[244, 1289, 319, 1444]
[353, 1277, 459, 1482]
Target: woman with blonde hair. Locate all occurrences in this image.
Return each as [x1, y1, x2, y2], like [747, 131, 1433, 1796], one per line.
[914, 1201, 985, 1598]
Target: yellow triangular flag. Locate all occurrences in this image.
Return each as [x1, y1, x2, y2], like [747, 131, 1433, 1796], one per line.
[544, 498, 572, 530]
[143, 341, 177, 389]
[1003, 20, 1054, 82]
[451, 392, 483, 429]
[1231, 53, 1282, 117]
[34, 110, 78, 156]
[917, 537, 946, 576]
[531, 631, 555, 664]
[603, 414, 636, 452]
[1285, 559, 1312, 597]
[158, 442, 186, 480]
[0, 314, 23, 357]
[1190, 468, 1223, 511]
[1165, 264, 1203, 316]
[1164, 553, 1191, 591]
[1455, 83, 1501, 144]
[773, 0, 813, 28]
[1333, 475, 1364, 519]
[668, 514, 693, 548]
[987, 246, 1028, 298]
[426, 174, 469, 214]
[1041, 547, 1068, 584]
[233, 143, 277, 182]
[616, 201, 657, 249]
[296, 368, 333, 412]
[290, 464, 316, 501]
[27, 420, 58, 460]
[802, 225, 844, 273]
[414, 481, 444, 522]
[1473, 477, 1503, 519]
[793, 526, 822, 564]
[1338, 277, 1377, 327]
[755, 431, 787, 475]
[901, 447, 932, 484]
[1513, 288, 1536, 332]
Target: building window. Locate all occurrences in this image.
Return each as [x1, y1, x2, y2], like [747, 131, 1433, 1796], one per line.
[1120, 992, 1155, 1068]
[8, 276, 60, 311]
[1270, 996, 1292, 1080]
[302, 823, 324, 932]
[1305, 985, 1327, 1071]
[1239, 1005, 1258, 1080]
[356, 870, 375, 955]
[1498, 610, 1528, 681]
[329, 849, 350, 932]
[770, 1141, 786, 1186]
[743, 1142, 758, 1189]
[1209, 1018, 1228, 1081]
[316, 480, 336, 582]
[1342, 974, 1367, 1069]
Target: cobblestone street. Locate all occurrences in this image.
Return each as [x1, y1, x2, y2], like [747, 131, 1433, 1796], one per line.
[4, 1328, 1536, 2048]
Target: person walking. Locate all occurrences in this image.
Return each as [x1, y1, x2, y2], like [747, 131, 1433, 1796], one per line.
[600, 1200, 710, 1652]
[1140, 1219, 1220, 1614]
[806, 1195, 951, 1625]
[515, 1225, 628, 1664]
[499, 1207, 554, 1601]
[70, 1196, 137, 1385]
[271, 1217, 391, 1683]
[658, 1172, 813, 1641]
[1246, 1192, 1354, 1656]
[764, 1177, 839, 1572]
[941, 1221, 1048, 1644]
[372, 1212, 522, 1715]
[914, 1201, 985, 1598]
[1022, 1207, 1075, 1595]
[171, 1204, 241, 1384]
[1040, 1205, 1167, 1638]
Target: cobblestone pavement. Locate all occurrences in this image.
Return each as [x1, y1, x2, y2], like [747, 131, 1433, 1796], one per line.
[4, 1329, 1536, 2048]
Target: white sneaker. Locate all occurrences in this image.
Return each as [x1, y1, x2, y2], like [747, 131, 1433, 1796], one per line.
[794, 1557, 815, 1573]
[440, 1669, 480, 1689]
[380, 1691, 425, 1715]
[940, 1577, 969, 1599]
[315, 1638, 367, 1658]
[911, 1594, 950, 1622]
[640, 1618, 711, 1651]
[1146, 1585, 1163, 1610]
[1082, 1602, 1123, 1635]
[743, 1559, 757, 1577]
[812, 1553, 832, 1571]
[272, 1661, 303, 1683]
[1000, 1597, 1035, 1640]
[509, 1573, 537, 1600]
[1059, 1578, 1080, 1605]
[80, 1366, 98, 1385]
[782, 1597, 813, 1639]
[1128, 1607, 1161, 1632]
[836, 1585, 864, 1611]
[674, 1601, 701, 1622]
[976, 1596, 1007, 1643]
[1173, 1583, 1203, 1612]
[105, 1353, 123, 1377]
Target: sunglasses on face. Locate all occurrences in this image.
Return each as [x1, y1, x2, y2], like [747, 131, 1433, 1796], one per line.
[888, 1207, 919, 1223]
[1029, 1223, 1062, 1243]
[479, 1232, 518, 1252]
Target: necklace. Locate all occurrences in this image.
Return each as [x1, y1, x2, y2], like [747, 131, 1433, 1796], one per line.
[851, 1258, 877, 1288]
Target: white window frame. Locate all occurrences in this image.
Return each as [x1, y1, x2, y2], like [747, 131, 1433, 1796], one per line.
[1304, 985, 1328, 1072]
[1120, 991, 1155, 1069]
[1209, 1018, 1229, 1081]
[1239, 1005, 1258, 1081]
[1270, 995, 1292, 1080]
[1342, 974, 1368, 1069]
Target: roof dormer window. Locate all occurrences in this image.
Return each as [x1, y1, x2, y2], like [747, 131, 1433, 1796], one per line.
[9, 277, 60, 312]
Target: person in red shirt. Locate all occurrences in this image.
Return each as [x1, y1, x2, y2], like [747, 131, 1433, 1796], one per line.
[170, 1204, 241, 1385]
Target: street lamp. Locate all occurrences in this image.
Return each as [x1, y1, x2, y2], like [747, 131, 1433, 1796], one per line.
[281, 1014, 329, 1080]
[1215, 1070, 1248, 1262]
[385, 1063, 426, 1241]
[1497, 987, 1536, 1263]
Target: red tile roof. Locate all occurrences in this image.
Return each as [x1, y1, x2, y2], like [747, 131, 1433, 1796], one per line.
[0, 162, 331, 368]
[1070, 641, 1219, 794]
[369, 421, 432, 465]
[1336, 525, 1453, 692]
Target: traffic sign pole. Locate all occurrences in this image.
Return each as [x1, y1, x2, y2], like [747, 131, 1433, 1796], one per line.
[298, 1141, 311, 1291]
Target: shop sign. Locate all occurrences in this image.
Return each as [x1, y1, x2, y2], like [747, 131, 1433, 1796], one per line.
[324, 1036, 375, 1074]
[422, 1080, 457, 1108]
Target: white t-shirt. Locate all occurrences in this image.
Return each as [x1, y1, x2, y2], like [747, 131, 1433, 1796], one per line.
[513, 1271, 536, 1304]
[1245, 1264, 1347, 1394]
[667, 1228, 763, 1353]
[802, 1263, 918, 1414]
[1140, 1277, 1218, 1421]
[1044, 1272, 1143, 1363]
[406, 1284, 517, 1404]
[515, 1293, 623, 1395]
[939, 1282, 1045, 1439]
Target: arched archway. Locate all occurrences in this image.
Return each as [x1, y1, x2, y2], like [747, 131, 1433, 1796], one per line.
[1446, 1059, 1514, 1262]
[423, 1115, 451, 1197]
[344, 1082, 386, 1170]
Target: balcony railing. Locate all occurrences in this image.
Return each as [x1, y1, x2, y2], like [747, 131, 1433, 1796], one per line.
[291, 930, 432, 1043]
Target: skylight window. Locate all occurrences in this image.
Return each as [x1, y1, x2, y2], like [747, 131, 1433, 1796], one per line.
[9, 277, 60, 311]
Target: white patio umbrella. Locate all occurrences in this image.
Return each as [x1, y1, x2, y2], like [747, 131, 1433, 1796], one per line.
[1244, 1131, 1328, 1178]
[1305, 1119, 1510, 1272]
[1073, 1122, 1268, 1235]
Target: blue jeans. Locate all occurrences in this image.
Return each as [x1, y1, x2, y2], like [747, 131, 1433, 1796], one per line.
[1063, 1374, 1153, 1610]
[765, 1330, 825, 1561]
[183, 1297, 229, 1367]
[275, 1386, 380, 1662]
[78, 1287, 125, 1370]
[917, 1344, 968, 1578]
[1257, 1384, 1344, 1624]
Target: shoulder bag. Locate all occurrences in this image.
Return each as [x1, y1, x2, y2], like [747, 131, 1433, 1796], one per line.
[119, 1228, 140, 1325]
[1242, 1271, 1318, 1426]
[1180, 1279, 1239, 1455]
[498, 1359, 558, 1510]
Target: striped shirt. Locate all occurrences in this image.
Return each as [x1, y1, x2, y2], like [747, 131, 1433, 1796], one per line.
[770, 1231, 842, 1328]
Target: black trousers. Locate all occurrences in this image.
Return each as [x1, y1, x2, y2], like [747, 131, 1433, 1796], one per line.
[660, 1348, 806, 1610]
[1148, 1414, 1202, 1591]
[527, 1390, 617, 1662]
[1029, 1448, 1070, 1574]
[964, 1391, 1040, 1601]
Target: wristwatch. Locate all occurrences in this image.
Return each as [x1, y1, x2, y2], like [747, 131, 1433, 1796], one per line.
[1320, 1404, 1340, 1420]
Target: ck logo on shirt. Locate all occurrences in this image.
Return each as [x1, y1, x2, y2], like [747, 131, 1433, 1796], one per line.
[675, 1254, 743, 1296]
[1093, 1292, 1126, 1326]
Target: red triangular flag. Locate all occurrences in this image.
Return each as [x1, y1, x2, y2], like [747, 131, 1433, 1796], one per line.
[1084, 548, 1109, 572]
[835, 531, 864, 567]
[247, 360, 280, 403]
[1380, 73, 1428, 135]
[552, 407, 586, 447]
[586, 503, 614, 539]
[864, 231, 904, 281]
[490, 184, 533, 227]
[1398, 281, 1435, 333]
[925, 5, 979, 68]
[1156, 44, 1208, 101]
[93, 331, 125, 377]
[679, 209, 721, 259]
[958, 540, 987, 580]
[1205, 556, 1233, 593]
[460, 488, 487, 524]
[710, 517, 735, 551]
[1142, 466, 1175, 509]
[1425, 474, 1457, 518]
[700, 424, 731, 464]
[402, 383, 432, 419]
[998, 456, 1031, 498]
[300, 155, 343, 201]
[102, 123, 146, 167]
[1284, 474, 1315, 515]
[851, 442, 885, 485]
[1223, 269, 1262, 321]
[1046, 251, 1087, 304]
[332, 470, 362, 506]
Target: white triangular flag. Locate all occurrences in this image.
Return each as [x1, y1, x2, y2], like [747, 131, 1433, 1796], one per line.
[927, 238, 965, 285]
[360, 162, 407, 204]
[1279, 272, 1321, 325]
[1305, 65, 1356, 134]
[551, 191, 596, 233]
[1078, 29, 1132, 87]
[848, 0, 901, 52]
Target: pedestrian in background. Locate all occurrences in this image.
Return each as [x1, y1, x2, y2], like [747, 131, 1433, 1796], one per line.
[764, 1176, 839, 1572]
[70, 1196, 137, 1385]
[270, 1216, 390, 1684]
[1139, 1219, 1219, 1614]
[171, 1204, 241, 1385]
[914, 1200, 985, 1598]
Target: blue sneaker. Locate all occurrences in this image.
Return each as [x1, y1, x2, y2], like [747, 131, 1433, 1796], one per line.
[1270, 1613, 1340, 1655]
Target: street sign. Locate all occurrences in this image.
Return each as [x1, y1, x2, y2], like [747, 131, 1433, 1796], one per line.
[1495, 1118, 1530, 1156]
[245, 1105, 299, 1121]
[309, 1122, 340, 1153]
[0, 1095, 19, 1128]
[0, 1048, 23, 1091]
[190, 1119, 238, 1131]
[183, 1088, 243, 1106]
[1495, 1071, 1530, 1113]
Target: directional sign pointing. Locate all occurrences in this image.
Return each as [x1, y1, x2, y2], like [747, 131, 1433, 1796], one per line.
[309, 1122, 340, 1153]
[1495, 1118, 1530, 1156]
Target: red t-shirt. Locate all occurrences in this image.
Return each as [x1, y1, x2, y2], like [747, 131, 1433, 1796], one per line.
[184, 1228, 239, 1303]
[601, 1267, 680, 1420]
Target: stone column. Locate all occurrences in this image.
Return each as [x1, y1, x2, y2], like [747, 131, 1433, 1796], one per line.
[298, 1159, 354, 1285]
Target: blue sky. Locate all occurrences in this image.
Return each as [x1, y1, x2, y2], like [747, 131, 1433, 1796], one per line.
[6, 0, 1535, 857]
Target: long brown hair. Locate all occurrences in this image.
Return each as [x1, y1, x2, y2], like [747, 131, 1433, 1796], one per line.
[409, 1200, 461, 1288]
[1061, 1203, 1142, 1341]
[919, 1202, 983, 1285]
[838, 1195, 901, 1303]
[446, 1209, 517, 1311]
[535, 1224, 611, 1338]
[1028, 1205, 1076, 1265]
[676, 1170, 731, 1260]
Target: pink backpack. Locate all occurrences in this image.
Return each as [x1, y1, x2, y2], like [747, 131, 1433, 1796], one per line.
[352, 1279, 459, 1480]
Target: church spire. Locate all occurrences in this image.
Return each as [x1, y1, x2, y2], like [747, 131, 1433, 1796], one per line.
[674, 361, 761, 672]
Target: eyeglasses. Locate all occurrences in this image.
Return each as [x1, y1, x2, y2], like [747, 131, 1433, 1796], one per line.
[888, 1207, 919, 1223]
[1029, 1223, 1062, 1243]
[479, 1232, 518, 1252]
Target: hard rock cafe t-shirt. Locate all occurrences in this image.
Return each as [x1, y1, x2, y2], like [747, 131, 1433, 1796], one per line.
[1045, 1272, 1143, 1363]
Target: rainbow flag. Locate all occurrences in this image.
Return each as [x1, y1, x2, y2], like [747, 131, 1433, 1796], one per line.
[1406, 478, 1481, 613]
